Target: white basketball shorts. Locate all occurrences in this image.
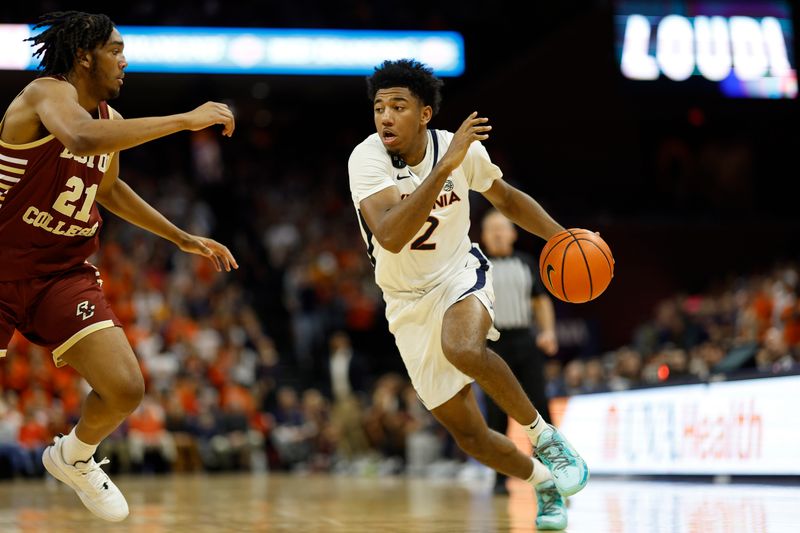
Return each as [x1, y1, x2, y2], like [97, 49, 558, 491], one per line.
[384, 244, 500, 410]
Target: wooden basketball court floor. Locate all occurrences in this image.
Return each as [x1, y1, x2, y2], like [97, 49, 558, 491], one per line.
[0, 473, 798, 532]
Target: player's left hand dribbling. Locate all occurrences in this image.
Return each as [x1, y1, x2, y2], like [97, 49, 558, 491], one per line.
[178, 234, 239, 272]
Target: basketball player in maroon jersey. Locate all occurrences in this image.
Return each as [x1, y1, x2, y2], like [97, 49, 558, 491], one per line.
[0, 12, 237, 521]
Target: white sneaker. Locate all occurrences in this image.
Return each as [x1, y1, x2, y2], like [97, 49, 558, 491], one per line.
[42, 434, 129, 522]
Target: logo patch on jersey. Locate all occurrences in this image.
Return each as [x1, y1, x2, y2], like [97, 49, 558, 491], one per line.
[76, 301, 95, 321]
[443, 179, 454, 192]
[397, 174, 412, 180]
[390, 154, 407, 169]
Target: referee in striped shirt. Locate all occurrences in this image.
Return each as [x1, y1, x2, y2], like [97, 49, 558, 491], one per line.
[481, 209, 558, 494]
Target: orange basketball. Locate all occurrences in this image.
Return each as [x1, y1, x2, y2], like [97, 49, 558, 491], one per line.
[539, 229, 615, 303]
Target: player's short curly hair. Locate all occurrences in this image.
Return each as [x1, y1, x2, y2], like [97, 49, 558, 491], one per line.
[25, 11, 116, 76]
[366, 59, 444, 116]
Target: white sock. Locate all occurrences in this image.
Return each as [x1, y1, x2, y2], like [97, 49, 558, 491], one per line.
[60, 427, 98, 465]
[525, 456, 553, 486]
[523, 412, 548, 445]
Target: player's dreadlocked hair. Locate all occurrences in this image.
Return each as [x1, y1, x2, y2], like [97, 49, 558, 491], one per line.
[367, 59, 444, 116]
[25, 11, 116, 76]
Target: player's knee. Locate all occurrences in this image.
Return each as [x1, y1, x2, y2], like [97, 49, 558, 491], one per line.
[107, 372, 145, 414]
[442, 341, 485, 376]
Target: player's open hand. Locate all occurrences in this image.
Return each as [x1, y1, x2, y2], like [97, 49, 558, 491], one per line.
[439, 112, 491, 172]
[178, 234, 239, 272]
[536, 330, 559, 356]
[183, 102, 235, 137]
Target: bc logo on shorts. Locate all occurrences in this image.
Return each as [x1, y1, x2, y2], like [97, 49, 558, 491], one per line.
[76, 300, 96, 320]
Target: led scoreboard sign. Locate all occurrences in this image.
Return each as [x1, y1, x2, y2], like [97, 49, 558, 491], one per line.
[615, 1, 796, 98]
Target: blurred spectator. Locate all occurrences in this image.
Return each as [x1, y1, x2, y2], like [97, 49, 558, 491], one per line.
[128, 394, 176, 473]
[270, 386, 316, 469]
[607, 347, 642, 391]
[543, 360, 563, 398]
[17, 409, 48, 476]
[582, 359, 608, 393]
[364, 374, 410, 461]
[301, 389, 334, 471]
[190, 400, 224, 470]
[561, 360, 586, 396]
[756, 327, 796, 374]
[688, 341, 725, 379]
[215, 382, 264, 471]
[402, 383, 442, 476]
[164, 396, 203, 473]
[327, 332, 370, 460]
[0, 395, 34, 477]
[96, 422, 132, 475]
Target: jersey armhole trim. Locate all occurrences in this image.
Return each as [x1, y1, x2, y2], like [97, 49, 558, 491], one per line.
[430, 129, 439, 165]
[0, 132, 55, 150]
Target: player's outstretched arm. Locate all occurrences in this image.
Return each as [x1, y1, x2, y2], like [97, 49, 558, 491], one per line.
[360, 112, 491, 253]
[28, 79, 234, 156]
[481, 179, 564, 241]
[96, 154, 237, 272]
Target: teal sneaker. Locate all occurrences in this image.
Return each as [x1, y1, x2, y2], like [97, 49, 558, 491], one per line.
[535, 480, 567, 530]
[534, 424, 589, 497]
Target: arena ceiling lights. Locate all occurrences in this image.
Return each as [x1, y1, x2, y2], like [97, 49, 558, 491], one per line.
[0, 25, 465, 76]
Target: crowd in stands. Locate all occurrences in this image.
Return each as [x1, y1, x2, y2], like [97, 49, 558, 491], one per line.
[547, 263, 800, 396]
[0, 1, 796, 474]
[2, 156, 797, 478]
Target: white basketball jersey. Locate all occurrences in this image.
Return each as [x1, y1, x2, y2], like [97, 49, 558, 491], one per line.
[348, 129, 502, 296]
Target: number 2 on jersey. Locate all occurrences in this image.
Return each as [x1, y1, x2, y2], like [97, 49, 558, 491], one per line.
[52, 176, 98, 223]
[410, 216, 439, 251]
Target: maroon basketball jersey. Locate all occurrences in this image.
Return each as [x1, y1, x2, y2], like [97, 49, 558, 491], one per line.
[0, 95, 115, 281]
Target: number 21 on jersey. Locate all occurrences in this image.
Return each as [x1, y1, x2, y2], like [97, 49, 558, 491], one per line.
[52, 176, 97, 223]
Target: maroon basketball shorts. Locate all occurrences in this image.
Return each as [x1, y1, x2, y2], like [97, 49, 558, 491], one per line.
[0, 262, 122, 367]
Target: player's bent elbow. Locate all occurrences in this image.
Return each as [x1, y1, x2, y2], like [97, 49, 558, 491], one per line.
[67, 126, 110, 156]
[65, 133, 94, 157]
[380, 241, 404, 254]
[375, 234, 404, 254]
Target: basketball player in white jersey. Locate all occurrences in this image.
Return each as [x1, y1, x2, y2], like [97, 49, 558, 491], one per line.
[349, 60, 587, 529]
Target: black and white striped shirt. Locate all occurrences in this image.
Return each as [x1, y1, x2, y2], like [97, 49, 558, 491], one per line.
[488, 251, 546, 330]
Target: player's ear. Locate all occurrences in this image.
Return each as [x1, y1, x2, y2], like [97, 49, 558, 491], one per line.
[75, 48, 92, 70]
[421, 105, 432, 126]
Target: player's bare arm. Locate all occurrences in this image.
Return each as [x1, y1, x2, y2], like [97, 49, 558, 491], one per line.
[481, 179, 564, 241]
[19, 79, 234, 156]
[96, 149, 237, 272]
[360, 112, 491, 253]
[532, 294, 558, 355]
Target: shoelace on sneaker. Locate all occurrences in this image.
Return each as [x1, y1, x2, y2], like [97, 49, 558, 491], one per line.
[74, 458, 112, 495]
[537, 486, 561, 516]
[536, 440, 572, 473]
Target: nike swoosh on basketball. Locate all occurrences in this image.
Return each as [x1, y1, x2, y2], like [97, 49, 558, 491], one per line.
[397, 174, 412, 180]
[546, 264, 556, 289]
